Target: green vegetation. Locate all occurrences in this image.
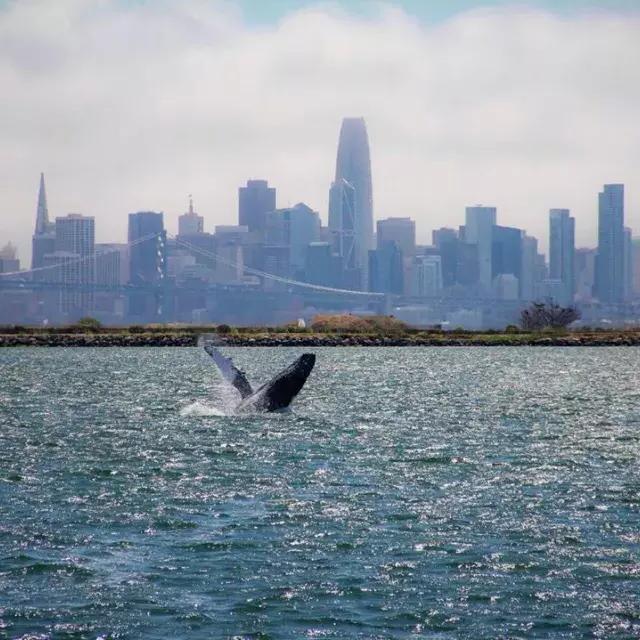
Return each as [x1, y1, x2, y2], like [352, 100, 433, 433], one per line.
[2, 314, 640, 347]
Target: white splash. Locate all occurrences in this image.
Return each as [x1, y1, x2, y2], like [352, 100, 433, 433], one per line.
[179, 401, 226, 417]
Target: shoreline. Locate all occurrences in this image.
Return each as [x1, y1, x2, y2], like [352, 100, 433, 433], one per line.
[2, 331, 640, 347]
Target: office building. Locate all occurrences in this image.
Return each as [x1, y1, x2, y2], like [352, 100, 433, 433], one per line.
[128, 211, 167, 319]
[178, 196, 204, 236]
[549, 209, 575, 305]
[492, 225, 522, 295]
[595, 184, 625, 303]
[0, 243, 19, 273]
[411, 254, 443, 298]
[369, 242, 404, 294]
[265, 203, 321, 276]
[239, 180, 276, 233]
[377, 217, 415, 256]
[464, 206, 497, 290]
[335, 117, 374, 276]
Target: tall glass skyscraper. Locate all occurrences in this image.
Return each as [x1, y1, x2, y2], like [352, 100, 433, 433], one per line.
[464, 205, 497, 291]
[549, 208, 575, 305]
[335, 118, 373, 284]
[595, 184, 624, 304]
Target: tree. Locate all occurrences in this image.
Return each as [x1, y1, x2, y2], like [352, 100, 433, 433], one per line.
[520, 300, 581, 331]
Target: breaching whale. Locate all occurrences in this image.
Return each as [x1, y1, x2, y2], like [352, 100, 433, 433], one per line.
[204, 345, 316, 412]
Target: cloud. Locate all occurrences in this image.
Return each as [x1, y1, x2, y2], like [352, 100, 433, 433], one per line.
[1, 0, 639, 263]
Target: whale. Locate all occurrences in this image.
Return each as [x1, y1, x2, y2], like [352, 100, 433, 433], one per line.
[204, 345, 315, 412]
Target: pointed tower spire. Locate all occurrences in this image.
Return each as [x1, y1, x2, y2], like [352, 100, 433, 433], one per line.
[188, 194, 194, 215]
[35, 172, 50, 235]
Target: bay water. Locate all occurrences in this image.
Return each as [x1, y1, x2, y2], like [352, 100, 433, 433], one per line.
[1, 347, 639, 638]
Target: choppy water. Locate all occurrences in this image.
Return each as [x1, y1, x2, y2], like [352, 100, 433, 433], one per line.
[1, 347, 639, 639]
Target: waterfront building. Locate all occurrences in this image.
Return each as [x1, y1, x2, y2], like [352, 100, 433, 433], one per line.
[335, 117, 374, 278]
[178, 196, 204, 236]
[464, 206, 496, 291]
[595, 184, 625, 303]
[549, 209, 575, 305]
[377, 218, 415, 257]
[239, 180, 276, 233]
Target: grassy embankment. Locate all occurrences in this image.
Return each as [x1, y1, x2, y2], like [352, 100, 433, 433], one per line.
[1, 315, 640, 346]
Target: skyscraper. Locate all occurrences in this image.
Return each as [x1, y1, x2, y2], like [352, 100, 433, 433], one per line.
[128, 211, 167, 319]
[239, 180, 276, 233]
[265, 203, 321, 277]
[376, 218, 416, 256]
[45, 214, 95, 317]
[178, 196, 204, 236]
[595, 184, 625, 304]
[549, 209, 575, 305]
[369, 242, 404, 295]
[464, 206, 497, 291]
[335, 117, 373, 281]
[491, 225, 523, 294]
[31, 173, 55, 270]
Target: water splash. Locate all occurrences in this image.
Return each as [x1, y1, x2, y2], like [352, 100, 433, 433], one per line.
[179, 401, 226, 417]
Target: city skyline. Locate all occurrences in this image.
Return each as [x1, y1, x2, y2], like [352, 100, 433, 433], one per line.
[1, 1, 640, 262]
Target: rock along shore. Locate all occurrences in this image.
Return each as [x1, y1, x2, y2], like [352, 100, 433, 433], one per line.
[2, 332, 640, 347]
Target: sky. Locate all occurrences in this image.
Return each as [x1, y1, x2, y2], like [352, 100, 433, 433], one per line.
[1, 0, 640, 263]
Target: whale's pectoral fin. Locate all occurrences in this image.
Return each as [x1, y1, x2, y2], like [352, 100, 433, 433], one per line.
[204, 345, 253, 399]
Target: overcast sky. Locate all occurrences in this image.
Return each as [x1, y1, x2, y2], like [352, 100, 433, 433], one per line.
[1, 0, 639, 262]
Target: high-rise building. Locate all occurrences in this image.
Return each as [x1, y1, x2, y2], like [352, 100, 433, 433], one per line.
[411, 254, 443, 298]
[0, 242, 19, 273]
[31, 173, 55, 270]
[376, 218, 415, 256]
[575, 248, 597, 301]
[239, 180, 276, 233]
[595, 184, 625, 304]
[624, 227, 633, 301]
[305, 242, 342, 288]
[265, 203, 321, 276]
[94, 243, 127, 320]
[44, 214, 95, 317]
[549, 209, 575, 305]
[335, 117, 373, 278]
[491, 225, 522, 295]
[128, 211, 167, 319]
[369, 242, 404, 294]
[433, 228, 462, 288]
[520, 234, 539, 301]
[328, 179, 356, 269]
[632, 238, 640, 298]
[464, 206, 497, 291]
[178, 196, 204, 236]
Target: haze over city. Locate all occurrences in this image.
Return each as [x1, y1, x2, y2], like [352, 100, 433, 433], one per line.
[2, 0, 640, 262]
